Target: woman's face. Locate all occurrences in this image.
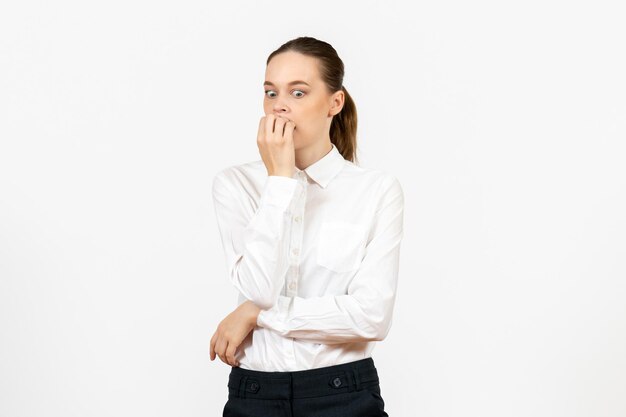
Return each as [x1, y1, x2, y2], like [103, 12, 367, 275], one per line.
[263, 51, 343, 150]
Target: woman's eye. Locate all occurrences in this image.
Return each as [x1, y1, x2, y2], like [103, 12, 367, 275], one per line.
[264, 90, 305, 98]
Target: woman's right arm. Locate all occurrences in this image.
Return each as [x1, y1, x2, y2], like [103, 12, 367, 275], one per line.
[212, 170, 302, 309]
[212, 113, 298, 309]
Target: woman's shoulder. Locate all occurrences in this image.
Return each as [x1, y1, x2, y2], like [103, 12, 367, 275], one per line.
[345, 164, 402, 191]
[213, 159, 266, 186]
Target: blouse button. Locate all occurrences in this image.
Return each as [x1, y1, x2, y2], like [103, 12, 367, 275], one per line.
[294, 216, 301, 222]
[288, 281, 296, 290]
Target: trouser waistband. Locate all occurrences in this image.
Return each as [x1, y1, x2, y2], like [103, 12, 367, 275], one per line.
[227, 357, 380, 400]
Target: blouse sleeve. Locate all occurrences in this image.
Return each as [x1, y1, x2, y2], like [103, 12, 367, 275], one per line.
[212, 170, 303, 309]
[256, 175, 404, 343]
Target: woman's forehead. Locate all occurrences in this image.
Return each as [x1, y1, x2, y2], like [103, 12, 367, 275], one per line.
[266, 53, 320, 83]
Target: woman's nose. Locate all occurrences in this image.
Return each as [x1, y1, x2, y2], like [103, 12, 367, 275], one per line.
[273, 104, 287, 114]
[273, 108, 290, 119]
[272, 99, 288, 113]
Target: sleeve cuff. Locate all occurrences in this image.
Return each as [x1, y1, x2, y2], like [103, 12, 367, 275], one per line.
[259, 175, 299, 211]
[256, 297, 288, 329]
[256, 307, 278, 328]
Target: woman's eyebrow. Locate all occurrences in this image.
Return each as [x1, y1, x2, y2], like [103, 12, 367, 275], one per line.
[263, 80, 311, 87]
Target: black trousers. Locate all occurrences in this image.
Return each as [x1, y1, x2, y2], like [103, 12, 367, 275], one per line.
[222, 357, 389, 417]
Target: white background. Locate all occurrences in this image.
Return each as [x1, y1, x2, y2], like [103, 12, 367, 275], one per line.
[1, 1, 625, 416]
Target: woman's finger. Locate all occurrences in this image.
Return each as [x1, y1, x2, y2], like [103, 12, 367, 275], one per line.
[209, 331, 217, 361]
[216, 336, 228, 365]
[225, 341, 239, 367]
[257, 116, 266, 144]
[264, 114, 275, 140]
[273, 116, 286, 139]
[283, 121, 295, 140]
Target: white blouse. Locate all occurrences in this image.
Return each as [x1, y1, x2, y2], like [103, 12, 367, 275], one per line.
[211, 143, 404, 371]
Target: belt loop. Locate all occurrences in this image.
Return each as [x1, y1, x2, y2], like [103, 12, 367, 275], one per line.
[239, 375, 249, 399]
[342, 370, 353, 392]
[353, 367, 361, 391]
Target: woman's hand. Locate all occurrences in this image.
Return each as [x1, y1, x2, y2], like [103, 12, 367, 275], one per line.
[209, 300, 262, 367]
[257, 114, 296, 177]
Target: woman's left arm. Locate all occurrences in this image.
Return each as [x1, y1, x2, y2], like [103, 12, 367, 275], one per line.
[256, 176, 405, 344]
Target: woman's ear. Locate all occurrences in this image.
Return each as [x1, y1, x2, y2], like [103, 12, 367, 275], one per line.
[328, 90, 344, 116]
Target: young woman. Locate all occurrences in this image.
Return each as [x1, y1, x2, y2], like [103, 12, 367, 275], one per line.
[211, 36, 404, 417]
